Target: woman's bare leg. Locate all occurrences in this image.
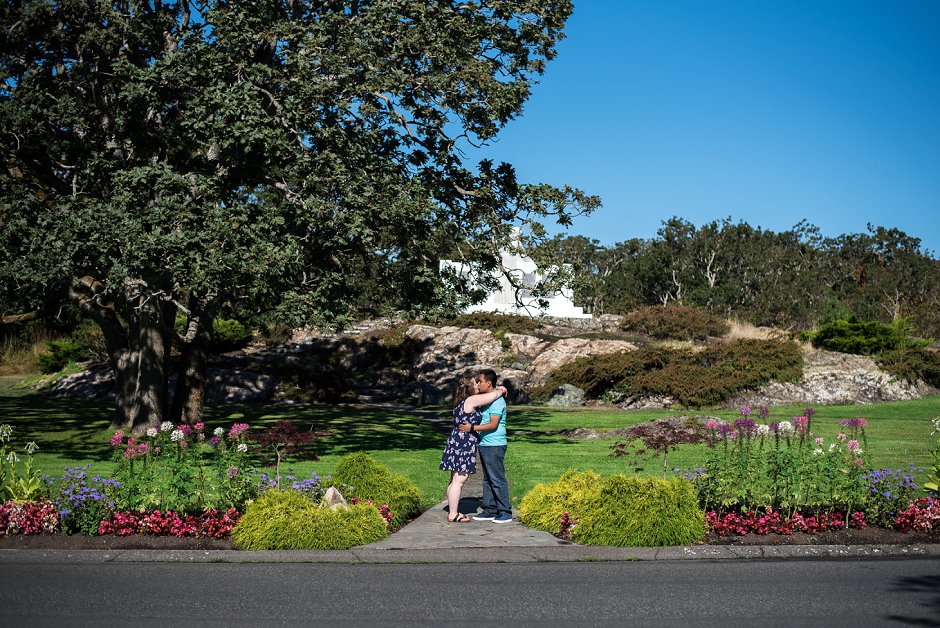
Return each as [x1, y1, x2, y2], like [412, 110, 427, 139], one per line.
[446, 471, 469, 520]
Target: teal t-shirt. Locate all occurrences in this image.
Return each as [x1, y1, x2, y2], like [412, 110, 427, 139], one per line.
[478, 397, 507, 447]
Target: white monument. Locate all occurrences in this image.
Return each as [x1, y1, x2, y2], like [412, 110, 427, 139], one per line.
[440, 234, 591, 319]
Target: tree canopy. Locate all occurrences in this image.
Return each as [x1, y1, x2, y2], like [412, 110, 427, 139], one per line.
[0, 0, 597, 428]
[535, 219, 940, 338]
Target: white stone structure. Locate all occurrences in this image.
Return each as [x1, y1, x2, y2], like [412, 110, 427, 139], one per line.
[440, 237, 591, 319]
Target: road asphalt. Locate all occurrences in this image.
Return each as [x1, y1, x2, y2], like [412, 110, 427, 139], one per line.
[1, 497, 938, 565]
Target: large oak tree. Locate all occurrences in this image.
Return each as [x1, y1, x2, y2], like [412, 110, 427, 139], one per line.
[0, 0, 597, 430]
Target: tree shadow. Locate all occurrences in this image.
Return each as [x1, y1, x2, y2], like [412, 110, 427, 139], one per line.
[886, 574, 940, 626]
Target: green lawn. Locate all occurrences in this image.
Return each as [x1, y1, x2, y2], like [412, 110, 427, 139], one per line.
[1, 378, 938, 508]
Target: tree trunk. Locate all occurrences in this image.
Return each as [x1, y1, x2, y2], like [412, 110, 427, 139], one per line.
[170, 296, 215, 424]
[117, 279, 170, 433]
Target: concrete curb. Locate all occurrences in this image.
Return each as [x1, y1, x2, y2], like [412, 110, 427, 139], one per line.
[2, 543, 938, 564]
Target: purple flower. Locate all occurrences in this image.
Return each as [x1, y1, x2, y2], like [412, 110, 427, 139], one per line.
[209, 436, 221, 447]
[740, 405, 751, 418]
[757, 406, 769, 420]
[226, 466, 239, 479]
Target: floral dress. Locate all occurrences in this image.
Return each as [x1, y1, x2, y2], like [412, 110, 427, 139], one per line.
[439, 401, 483, 473]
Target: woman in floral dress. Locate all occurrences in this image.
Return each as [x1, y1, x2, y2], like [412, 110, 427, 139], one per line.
[440, 374, 507, 522]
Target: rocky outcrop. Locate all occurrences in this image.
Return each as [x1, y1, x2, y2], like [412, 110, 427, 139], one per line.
[724, 349, 939, 408]
[39, 321, 939, 409]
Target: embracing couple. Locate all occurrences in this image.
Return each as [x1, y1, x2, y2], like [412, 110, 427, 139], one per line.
[439, 369, 512, 523]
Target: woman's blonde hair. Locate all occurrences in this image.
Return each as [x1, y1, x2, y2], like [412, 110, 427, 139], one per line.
[454, 375, 477, 403]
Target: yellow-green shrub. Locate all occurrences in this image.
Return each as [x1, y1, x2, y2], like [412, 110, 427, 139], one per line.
[518, 470, 600, 533]
[231, 490, 388, 550]
[330, 453, 422, 528]
[519, 472, 705, 547]
[574, 475, 704, 547]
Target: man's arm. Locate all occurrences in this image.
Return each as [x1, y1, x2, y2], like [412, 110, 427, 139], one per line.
[466, 414, 501, 433]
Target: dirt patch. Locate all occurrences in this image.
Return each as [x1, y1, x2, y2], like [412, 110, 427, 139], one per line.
[0, 534, 234, 550]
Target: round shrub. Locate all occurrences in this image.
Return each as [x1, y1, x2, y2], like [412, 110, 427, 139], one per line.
[329, 453, 422, 528]
[621, 305, 730, 341]
[573, 475, 704, 547]
[231, 490, 388, 550]
[518, 470, 601, 533]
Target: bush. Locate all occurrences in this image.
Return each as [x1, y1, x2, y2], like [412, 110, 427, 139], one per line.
[211, 318, 252, 352]
[574, 475, 704, 547]
[532, 339, 803, 407]
[36, 338, 89, 374]
[34, 321, 107, 374]
[620, 305, 730, 341]
[518, 470, 601, 533]
[519, 472, 705, 547]
[231, 490, 388, 550]
[878, 348, 940, 388]
[328, 453, 422, 528]
[810, 318, 926, 356]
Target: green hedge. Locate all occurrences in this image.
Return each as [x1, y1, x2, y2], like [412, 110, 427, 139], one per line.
[329, 453, 422, 528]
[532, 338, 803, 406]
[519, 471, 704, 547]
[620, 305, 730, 340]
[231, 490, 388, 550]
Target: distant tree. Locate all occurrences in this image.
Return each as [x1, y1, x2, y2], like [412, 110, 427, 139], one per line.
[0, 0, 597, 430]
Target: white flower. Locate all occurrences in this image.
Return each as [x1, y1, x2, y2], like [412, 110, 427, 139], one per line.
[829, 443, 839, 453]
[160, 421, 174, 432]
[0, 424, 12, 443]
[170, 429, 185, 442]
[213, 427, 225, 438]
[812, 448, 823, 456]
[778, 421, 794, 435]
[146, 427, 158, 438]
[757, 424, 770, 437]
[6, 451, 19, 463]
[24, 441, 38, 455]
[236, 443, 248, 453]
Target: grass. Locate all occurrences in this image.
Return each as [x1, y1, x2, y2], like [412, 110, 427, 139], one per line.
[1, 376, 938, 508]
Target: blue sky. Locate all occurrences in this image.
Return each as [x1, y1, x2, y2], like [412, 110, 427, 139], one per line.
[469, 1, 940, 256]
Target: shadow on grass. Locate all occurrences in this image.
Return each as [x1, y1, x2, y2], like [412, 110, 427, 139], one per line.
[0, 395, 114, 463]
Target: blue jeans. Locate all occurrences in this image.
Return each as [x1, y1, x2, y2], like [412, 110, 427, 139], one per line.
[478, 445, 510, 517]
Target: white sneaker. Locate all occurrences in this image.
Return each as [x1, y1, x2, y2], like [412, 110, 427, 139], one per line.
[473, 513, 496, 521]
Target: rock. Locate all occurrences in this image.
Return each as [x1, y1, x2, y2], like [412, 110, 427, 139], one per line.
[725, 349, 940, 407]
[321, 486, 348, 511]
[545, 384, 586, 407]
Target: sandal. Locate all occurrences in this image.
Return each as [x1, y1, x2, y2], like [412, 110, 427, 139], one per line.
[448, 513, 470, 523]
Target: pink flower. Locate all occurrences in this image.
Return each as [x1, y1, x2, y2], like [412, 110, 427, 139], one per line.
[137, 442, 151, 456]
[837, 432, 847, 442]
[194, 422, 205, 431]
[228, 423, 250, 439]
[814, 437, 824, 445]
[110, 430, 125, 447]
[846, 439, 861, 452]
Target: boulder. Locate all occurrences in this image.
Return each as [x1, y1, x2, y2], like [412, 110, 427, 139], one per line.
[545, 384, 586, 407]
[321, 486, 349, 511]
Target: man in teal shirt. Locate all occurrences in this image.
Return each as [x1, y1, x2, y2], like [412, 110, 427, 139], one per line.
[460, 369, 511, 523]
